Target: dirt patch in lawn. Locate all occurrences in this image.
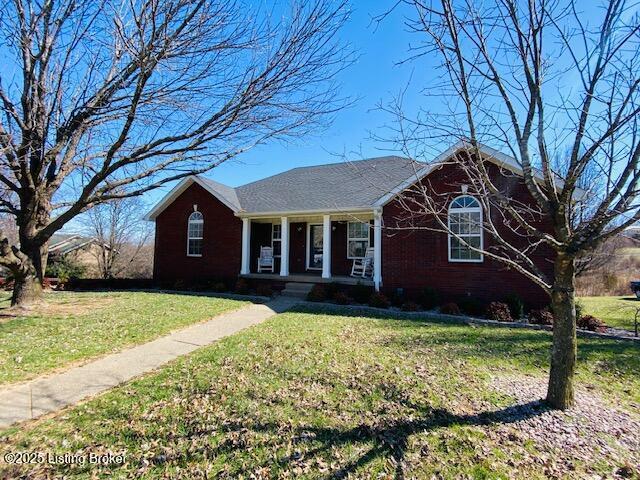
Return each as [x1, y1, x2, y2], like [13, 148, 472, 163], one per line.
[489, 374, 640, 478]
[0, 295, 114, 322]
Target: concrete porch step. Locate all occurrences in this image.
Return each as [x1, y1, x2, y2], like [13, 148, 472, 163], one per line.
[281, 282, 314, 298]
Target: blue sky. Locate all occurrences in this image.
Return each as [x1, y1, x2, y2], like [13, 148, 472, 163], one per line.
[143, 1, 422, 207]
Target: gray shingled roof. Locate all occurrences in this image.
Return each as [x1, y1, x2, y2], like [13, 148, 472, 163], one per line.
[198, 177, 242, 211]
[49, 234, 98, 255]
[200, 156, 422, 214]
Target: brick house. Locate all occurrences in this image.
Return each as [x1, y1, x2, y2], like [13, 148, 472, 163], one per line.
[146, 142, 554, 307]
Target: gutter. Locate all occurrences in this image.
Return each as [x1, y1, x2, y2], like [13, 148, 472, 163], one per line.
[234, 207, 376, 219]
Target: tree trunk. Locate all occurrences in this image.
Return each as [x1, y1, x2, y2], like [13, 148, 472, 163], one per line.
[11, 269, 43, 308]
[10, 241, 46, 308]
[546, 254, 577, 409]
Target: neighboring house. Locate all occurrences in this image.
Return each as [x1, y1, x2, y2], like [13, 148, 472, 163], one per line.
[147, 142, 554, 307]
[48, 233, 103, 277]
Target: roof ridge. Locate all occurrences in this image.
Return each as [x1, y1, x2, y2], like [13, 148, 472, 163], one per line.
[236, 155, 414, 189]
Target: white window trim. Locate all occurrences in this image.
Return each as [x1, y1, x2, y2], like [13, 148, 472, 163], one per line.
[447, 195, 484, 263]
[271, 223, 282, 258]
[187, 212, 204, 257]
[347, 221, 370, 260]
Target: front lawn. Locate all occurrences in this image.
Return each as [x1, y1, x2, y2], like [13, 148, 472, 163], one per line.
[579, 295, 640, 332]
[0, 291, 247, 385]
[1, 307, 638, 479]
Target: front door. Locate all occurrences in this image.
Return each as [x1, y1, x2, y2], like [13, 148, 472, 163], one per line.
[308, 224, 323, 270]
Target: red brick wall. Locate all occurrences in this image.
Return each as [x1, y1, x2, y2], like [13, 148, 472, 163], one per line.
[154, 183, 242, 284]
[381, 163, 554, 308]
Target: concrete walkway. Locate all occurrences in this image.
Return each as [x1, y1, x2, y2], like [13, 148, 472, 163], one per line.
[0, 297, 296, 429]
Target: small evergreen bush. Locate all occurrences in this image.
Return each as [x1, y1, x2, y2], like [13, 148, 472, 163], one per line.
[45, 256, 86, 283]
[418, 287, 441, 310]
[458, 296, 485, 316]
[504, 293, 524, 320]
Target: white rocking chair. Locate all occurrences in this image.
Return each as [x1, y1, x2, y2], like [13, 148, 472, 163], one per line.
[257, 246, 274, 273]
[350, 247, 374, 278]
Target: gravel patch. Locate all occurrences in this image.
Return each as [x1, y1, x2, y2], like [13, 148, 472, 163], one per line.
[489, 374, 640, 478]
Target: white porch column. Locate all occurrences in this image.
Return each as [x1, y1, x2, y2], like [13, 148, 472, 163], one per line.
[373, 210, 382, 291]
[322, 214, 331, 279]
[280, 217, 289, 277]
[240, 218, 251, 275]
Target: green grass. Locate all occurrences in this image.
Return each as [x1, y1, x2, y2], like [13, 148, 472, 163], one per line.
[0, 291, 247, 385]
[579, 295, 640, 331]
[1, 306, 637, 479]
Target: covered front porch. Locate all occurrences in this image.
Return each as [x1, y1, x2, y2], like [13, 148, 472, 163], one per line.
[238, 209, 382, 290]
[239, 272, 374, 286]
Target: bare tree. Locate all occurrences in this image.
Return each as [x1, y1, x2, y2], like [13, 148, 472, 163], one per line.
[85, 196, 152, 279]
[0, 0, 351, 307]
[380, 0, 640, 409]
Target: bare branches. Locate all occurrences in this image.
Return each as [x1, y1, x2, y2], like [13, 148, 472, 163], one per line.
[0, 0, 352, 284]
[381, 0, 640, 287]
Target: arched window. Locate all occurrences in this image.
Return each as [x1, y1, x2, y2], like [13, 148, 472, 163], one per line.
[187, 211, 204, 256]
[448, 195, 483, 262]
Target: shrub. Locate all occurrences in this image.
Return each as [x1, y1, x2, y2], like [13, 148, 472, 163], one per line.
[324, 282, 341, 300]
[333, 291, 351, 305]
[577, 314, 607, 333]
[528, 308, 554, 326]
[307, 284, 327, 302]
[389, 290, 405, 307]
[440, 302, 461, 316]
[351, 283, 373, 304]
[256, 284, 273, 297]
[211, 281, 228, 293]
[234, 278, 250, 295]
[486, 301, 513, 322]
[504, 293, 524, 320]
[368, 292, 390, 309]
[173, 279, 187, 291]
[458, 296, 485, 317]
[45, 255, 86, 283]
[401, 301, 420, 312]
[418, 287, 440, 310]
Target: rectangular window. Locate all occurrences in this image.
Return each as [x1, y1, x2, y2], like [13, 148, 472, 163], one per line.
[188, 238, 203, 256]
[448, 211, 482, 261]
[187, 213, 204, 257]
[347, 221, 370, 259]
[272, 224, 281, 258]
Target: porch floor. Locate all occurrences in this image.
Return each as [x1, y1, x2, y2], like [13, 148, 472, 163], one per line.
[240, 272, 374, 286]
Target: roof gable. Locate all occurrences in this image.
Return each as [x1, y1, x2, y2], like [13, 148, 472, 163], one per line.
[373, 141, 571, 207]
[145, 176, 242, 220]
